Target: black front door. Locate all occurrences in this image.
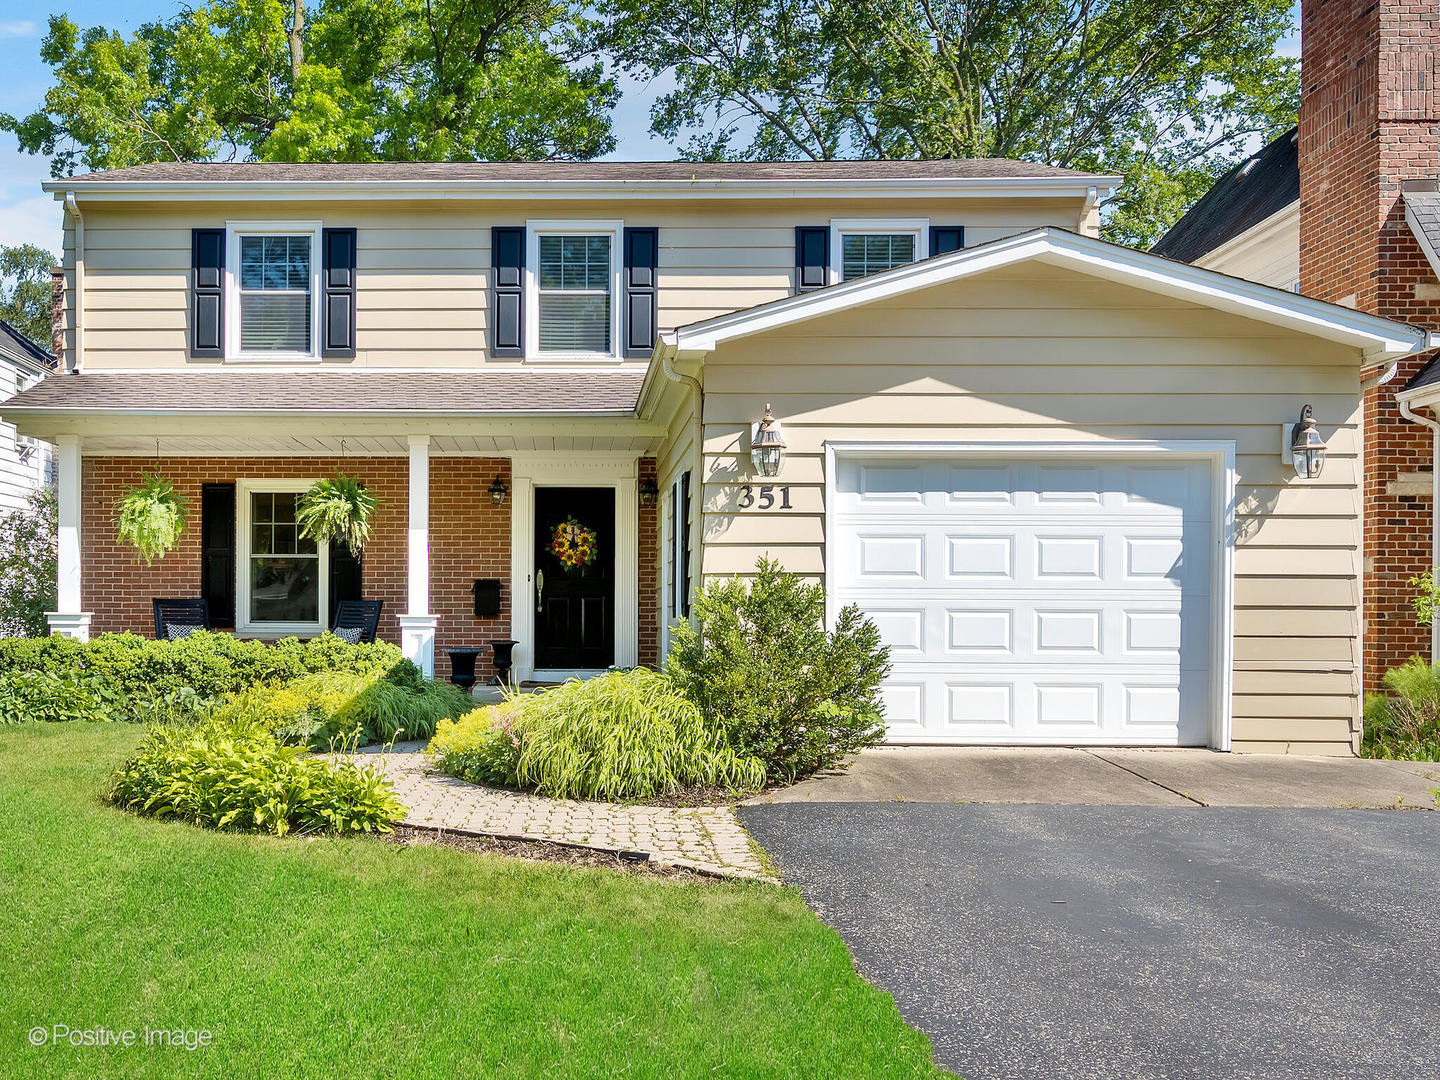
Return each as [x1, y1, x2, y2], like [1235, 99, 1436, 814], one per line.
[534, 487, 615, 670]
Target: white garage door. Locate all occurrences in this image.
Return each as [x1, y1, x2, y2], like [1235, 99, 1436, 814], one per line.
[832, 455, 1214, 745]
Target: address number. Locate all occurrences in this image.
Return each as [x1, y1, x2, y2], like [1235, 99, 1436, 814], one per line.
[738, 485, 793, 510]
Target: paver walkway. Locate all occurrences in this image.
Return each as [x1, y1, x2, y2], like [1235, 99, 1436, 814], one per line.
[358, 743, 773, 881]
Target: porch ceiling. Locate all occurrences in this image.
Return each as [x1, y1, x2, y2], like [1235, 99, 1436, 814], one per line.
[62, 430, 663, 457]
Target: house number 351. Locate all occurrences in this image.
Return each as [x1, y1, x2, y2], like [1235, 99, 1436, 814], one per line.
[738, 485, 793, 510]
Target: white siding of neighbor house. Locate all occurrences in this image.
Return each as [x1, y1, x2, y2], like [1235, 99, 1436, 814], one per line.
[61, 197, 1096, 371]
[689, 263, 1364, 755]
[0, 361, 51, 513]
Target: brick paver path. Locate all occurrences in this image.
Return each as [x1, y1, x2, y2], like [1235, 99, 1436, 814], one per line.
[358, 743, 773, 881]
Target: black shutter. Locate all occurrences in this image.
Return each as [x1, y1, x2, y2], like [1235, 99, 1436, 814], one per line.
[191, 229, 224, 358]
[930, 226, 965, 257]
[795, 226, 829, 292]
[623, 227, 659, 357]
[200, 483, 235, 628]
[329, 544, 363, 627]
[321, 227, 357, 358]
[491, 226, 525, 357]
[680, 470, 692, 617]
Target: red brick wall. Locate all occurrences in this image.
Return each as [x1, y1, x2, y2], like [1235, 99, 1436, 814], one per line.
[1300, 0, 1440, 685]
[81, 454, 660, 680]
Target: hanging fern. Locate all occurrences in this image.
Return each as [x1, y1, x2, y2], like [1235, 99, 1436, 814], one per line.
[115, 474, 189, 564]
[297, 472, 377, 555]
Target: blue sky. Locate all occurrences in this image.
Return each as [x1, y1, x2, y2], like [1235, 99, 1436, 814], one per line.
[0, 3, 1300, 259]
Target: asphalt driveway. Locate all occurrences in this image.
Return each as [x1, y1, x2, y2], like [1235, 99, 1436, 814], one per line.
[738, 803, 1440, 1080]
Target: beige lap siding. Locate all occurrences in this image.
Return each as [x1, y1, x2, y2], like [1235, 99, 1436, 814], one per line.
[692, 267, 1365, 754]
[81, 456, 661, 680]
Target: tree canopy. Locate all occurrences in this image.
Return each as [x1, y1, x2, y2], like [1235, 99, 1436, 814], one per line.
[1, 0, 617, 174]
[0, 245, 59, 353]
[595, 0, 1299, 245]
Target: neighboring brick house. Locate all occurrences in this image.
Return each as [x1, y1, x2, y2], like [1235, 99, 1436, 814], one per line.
[3, 160, 1433, 753]
[1154, 0, 1440, 688]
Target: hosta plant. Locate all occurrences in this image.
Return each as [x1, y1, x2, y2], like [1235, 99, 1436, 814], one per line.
[115, 473, 188, 563]
[297, 472, 377, 554]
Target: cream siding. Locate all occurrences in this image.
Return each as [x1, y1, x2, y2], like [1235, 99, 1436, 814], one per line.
[1192, 202, 1300, 292]
[690, 264, 1363, 754]
[68, 197, 1096, 371]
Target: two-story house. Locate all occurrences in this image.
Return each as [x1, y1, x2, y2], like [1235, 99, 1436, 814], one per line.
[2, 159, 1432, 754]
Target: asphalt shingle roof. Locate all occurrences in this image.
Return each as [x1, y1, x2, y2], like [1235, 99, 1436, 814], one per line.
[0, 370, 645, 413]
[0, 320, 56, 370]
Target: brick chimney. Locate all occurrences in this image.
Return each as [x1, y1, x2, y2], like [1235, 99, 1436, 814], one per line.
[50, 265, 65, 366]
[1299, 0, 1440, 684]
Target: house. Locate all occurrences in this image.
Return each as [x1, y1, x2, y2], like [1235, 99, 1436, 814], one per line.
[0, 319, 56, 512]
[1154, 0, 1440, 686]
[1, 158, 1433, 756]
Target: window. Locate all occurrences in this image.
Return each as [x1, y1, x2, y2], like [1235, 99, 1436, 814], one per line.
[526, 221, 622, 359]
[226, 222, 321, 359]
[237, 482, 328, 633]
[830, 219, 928, 282]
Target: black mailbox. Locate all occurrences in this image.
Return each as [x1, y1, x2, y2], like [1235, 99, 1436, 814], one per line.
[471, 579, 502, 618]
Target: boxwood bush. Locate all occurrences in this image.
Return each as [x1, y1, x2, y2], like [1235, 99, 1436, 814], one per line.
[106, 716, 406, 836]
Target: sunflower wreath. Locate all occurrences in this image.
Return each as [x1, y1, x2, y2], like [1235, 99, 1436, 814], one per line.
[550, 516, 599, 570]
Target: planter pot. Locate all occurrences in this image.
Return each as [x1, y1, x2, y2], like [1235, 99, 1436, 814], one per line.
[446, 648, 481, 690]
[490, 639, 519, 687]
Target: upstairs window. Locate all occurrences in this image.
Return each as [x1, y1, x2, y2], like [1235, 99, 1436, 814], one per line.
[526, 221, 622, 359]
[226, 223, 321, 359]
[830, 219, 928, 282]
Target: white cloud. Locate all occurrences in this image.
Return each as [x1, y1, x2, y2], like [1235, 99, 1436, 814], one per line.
[0, 194, 64, 257]
[0, 21, 37, 39]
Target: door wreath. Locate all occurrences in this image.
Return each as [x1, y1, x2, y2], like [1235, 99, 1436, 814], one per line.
[551, 517, 599, 570]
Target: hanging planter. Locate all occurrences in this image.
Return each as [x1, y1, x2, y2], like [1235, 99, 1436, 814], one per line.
[297, 472, 377, 555]
[116, 473, 189, 564]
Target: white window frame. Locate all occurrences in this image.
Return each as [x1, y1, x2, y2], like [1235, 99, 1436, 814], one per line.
[524, 219, 624, 362]
[830, 218, 929, 284]
[236, 478, 330, 636]
[225, 220, 323, 362]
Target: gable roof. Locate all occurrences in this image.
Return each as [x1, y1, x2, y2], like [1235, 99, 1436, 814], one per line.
[660, 226, 1434, 360]
[1151, 128, 1299, 263]
[0, 320, 56, 375]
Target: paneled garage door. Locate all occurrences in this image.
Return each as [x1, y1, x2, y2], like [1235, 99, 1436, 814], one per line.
[832, 454, 1215, 745]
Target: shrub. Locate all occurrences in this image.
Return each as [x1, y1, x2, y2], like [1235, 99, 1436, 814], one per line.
[106, 717, 407, 836]
[665, 558, 891, 783]
[428, 670, 766, 801]
[1363, 657, 1440, 760]
[0, 487, 56, 637]
[0, 670, 122, 725]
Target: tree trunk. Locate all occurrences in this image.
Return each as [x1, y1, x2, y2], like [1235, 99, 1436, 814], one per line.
[289, 0, 305, 80]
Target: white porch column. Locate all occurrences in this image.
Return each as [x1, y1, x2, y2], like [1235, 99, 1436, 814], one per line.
[46, 434, 92, 641]
[397, 434, 437, 677]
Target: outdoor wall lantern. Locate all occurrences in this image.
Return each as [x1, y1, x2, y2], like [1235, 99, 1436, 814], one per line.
[638, 477, 659, 506]
[750, 403, 787, 477]
[1289, 404, 1327, 479]
[488, 476, 508, 506]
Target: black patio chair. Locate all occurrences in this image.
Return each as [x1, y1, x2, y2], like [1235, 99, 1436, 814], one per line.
[331, 600, 383, 644]
[153, 598, 211, 640]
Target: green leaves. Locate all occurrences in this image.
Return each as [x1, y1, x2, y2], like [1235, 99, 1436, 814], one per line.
[0, 487, 57, 638]
[0, 244, 60, 349]
[296, 472, 376, 555]
[115, 473, 188, 564]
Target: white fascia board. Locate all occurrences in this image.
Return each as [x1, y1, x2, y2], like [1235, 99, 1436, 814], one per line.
[671, 227, 1432, 360]
[45, 176, 1124, 204]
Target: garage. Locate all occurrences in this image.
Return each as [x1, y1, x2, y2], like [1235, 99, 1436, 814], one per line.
[830, 448, 1225, 746]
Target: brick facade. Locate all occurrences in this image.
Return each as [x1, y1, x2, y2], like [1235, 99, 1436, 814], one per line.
[82, 454, 660, 681]
[1299, 0, 1440, 685]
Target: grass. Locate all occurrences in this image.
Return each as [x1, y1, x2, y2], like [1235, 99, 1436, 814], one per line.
[0, 724, 947, 1079]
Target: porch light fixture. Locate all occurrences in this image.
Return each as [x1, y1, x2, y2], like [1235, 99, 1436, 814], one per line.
[488, 476, 508, 506]
[638, 477, 659, 506]
[750, 403, 787, 477]
[1289, 404, 1327, 479]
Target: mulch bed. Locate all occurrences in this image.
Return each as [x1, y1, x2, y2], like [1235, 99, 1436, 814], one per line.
[385, 823, 716, 880]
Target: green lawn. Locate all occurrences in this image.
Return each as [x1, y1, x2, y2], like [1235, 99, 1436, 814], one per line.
[0, 724, 946, 1079]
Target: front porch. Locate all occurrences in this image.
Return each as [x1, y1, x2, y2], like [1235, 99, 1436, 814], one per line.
[47, 431, 661, 684]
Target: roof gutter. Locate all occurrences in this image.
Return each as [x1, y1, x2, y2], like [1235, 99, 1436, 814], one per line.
[63, 192, 82, 373]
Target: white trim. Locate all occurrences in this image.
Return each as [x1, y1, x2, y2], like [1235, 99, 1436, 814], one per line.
[664, 227, 1434, 360]
[823, 439, 1236, 751]
[509, 453, 640, 683]
[235, 477, 329, 636]
[524, 220, 624, 362]
[54, 434, 82, 613]
[223, 220, 323, 362]
[829, 217, 929, 283]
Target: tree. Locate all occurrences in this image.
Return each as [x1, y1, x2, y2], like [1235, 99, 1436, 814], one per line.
[0, 488, 58, 638]
[0, 245, 58, 353]
[2, 0, 617, 175]
[595, 0, 1299, 245]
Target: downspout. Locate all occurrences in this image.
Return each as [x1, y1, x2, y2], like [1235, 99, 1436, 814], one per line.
[63, 192, 83, 373]
[1398, 395, 1440, 663]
